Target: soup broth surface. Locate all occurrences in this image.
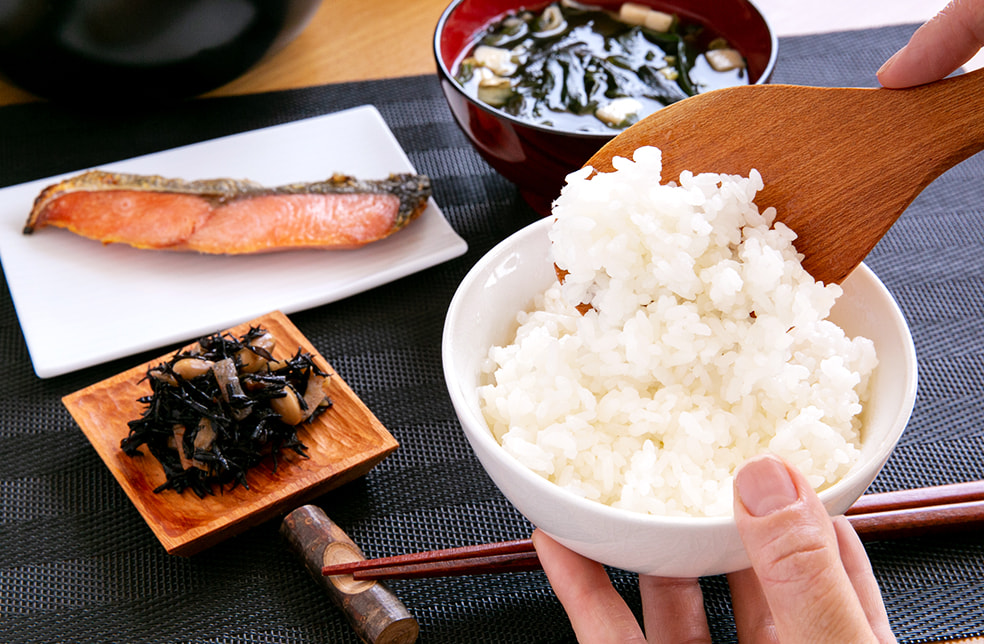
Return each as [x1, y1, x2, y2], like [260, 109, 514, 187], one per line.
[455, 1, 748, 133]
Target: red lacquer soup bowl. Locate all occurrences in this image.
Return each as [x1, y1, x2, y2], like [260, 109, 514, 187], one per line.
[434, 0, 777, 214]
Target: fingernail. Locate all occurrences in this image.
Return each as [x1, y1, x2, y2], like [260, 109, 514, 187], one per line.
[735, 455, 798, 517]
[876, 48, 902, 79]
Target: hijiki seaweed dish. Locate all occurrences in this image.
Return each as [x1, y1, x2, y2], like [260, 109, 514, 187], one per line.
[454, 1, 748, 133]
[121, 326, 332, 498]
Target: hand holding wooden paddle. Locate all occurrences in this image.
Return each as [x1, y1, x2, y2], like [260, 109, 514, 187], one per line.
[553, 6, 984, 642]
[585, 66, 984, 286]
[582, 0, 984, 288]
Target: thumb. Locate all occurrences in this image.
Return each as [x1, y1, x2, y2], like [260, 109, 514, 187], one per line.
[733, 455, 878, 643]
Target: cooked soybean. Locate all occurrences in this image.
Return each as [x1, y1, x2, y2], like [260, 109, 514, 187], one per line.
[121, 326, 333, 497]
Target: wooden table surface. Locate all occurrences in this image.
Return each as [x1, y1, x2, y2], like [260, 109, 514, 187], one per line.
[0, 0, 449, 107]
[0, 0, 966, 107]
[0, 1, 980, 642]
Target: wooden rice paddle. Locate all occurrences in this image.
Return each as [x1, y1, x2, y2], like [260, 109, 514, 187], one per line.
[584, 68, 984, 285]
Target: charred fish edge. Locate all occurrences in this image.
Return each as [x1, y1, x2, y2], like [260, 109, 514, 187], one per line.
[23, 170, 432, 234]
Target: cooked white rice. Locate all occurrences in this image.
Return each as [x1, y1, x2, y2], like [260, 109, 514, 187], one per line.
[478, 146, 877, 518]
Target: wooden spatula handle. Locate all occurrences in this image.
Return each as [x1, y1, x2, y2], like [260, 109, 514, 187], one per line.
[855, 67, 984, 190]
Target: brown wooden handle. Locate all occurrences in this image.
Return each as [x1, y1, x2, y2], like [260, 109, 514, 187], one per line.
[864, 67, 984, 191]
[281, 505, 419, 644]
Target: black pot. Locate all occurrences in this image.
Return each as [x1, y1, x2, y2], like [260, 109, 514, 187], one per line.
[0, 0, 321, 104]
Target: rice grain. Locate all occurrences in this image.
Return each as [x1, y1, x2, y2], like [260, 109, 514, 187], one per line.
[479, 147, 877, 517]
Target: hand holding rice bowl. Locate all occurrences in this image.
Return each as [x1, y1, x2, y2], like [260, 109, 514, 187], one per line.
[442, 147, 917, 576]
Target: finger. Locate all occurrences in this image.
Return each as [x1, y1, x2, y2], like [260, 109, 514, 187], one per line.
[878, 0, 984, 87]
[638, 575, 711, 644]
[833, 516, 898, 643]
[733, 455, 879, 643]
[532, 529, 647, 644]
[726, 568, 779, 644]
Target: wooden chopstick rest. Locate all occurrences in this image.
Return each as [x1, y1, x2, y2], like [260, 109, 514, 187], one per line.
[281, 505, 419, 644]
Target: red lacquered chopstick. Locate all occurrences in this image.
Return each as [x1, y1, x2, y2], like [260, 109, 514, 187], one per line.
[329, 537, 535, 573]
[322, 545, 538, 580]
[334, 550, 543, 580]
[846, 480, 984, 514]
[848, 499, 984, 540]
[322, 481, 984, 581]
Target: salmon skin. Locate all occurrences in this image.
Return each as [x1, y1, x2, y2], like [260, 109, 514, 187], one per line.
[23, 170, 432, 253]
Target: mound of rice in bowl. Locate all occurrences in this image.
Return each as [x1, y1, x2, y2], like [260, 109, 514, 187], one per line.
[478, 146, 878, 518]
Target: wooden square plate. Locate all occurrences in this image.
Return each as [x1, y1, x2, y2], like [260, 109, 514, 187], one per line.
[63, 310, 398, 556]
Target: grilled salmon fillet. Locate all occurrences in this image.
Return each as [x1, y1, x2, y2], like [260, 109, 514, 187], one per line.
[23, 170, 432, 253]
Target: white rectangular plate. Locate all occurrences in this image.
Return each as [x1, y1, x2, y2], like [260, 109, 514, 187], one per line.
[0, 105, 467, 378]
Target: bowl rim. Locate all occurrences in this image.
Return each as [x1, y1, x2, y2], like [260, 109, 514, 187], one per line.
[443, 216, 918, 528]
[432, 0, 780, 141]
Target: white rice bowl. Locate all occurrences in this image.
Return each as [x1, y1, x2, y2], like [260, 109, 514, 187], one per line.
[477, 146, 878, 518]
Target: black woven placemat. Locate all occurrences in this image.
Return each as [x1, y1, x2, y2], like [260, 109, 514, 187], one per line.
[2, 23, 982, 643]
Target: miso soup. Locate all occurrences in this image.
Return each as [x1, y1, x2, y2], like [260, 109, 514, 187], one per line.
[454, 1, 748, 133]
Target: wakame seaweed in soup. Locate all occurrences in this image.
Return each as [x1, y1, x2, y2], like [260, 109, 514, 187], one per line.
[454, 1, 748, 133]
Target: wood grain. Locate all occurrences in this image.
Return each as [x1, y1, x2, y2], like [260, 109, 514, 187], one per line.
[0, 0, 450, 107]
[62, 310, 398, 556]
[282, 505, 419, 644]
[586, 69, 984, 284]
[10, 2, 982, 640]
